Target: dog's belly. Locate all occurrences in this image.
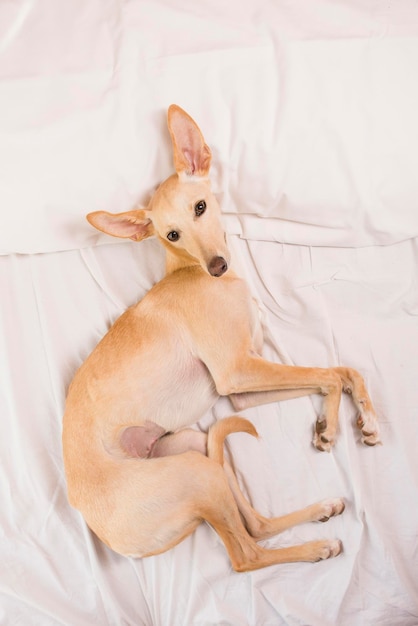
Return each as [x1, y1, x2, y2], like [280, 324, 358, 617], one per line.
[140, 354, 218, 432]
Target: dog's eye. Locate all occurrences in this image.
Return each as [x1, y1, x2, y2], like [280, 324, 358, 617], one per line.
[194, 200, 206, 217]
[167, 231, 180, 242]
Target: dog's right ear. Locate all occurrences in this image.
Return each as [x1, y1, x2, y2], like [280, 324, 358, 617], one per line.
[167, 105, 212, 178]
[86, 210, 155, 241]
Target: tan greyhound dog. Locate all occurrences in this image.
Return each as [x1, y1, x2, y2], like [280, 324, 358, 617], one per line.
[62, 105, 380, 572]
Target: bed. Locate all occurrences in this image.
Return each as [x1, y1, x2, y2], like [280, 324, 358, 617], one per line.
[1, 1, 418, 624]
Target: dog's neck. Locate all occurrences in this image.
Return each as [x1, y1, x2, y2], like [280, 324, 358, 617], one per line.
[161, 239, 201, 276]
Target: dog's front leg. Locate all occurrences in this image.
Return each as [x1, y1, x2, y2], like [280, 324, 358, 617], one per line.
[214, 358, 341, 450]
[222, 358, 379, 450]
[229, 388, 317, 412]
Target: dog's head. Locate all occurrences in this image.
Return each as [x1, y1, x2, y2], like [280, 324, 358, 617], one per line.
[87, 106, 230, 278]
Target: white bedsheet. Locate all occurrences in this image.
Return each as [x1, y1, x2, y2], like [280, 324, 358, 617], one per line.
[1, 1, 418, 625]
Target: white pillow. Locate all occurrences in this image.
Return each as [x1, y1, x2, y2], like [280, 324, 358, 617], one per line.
[1, 0, 417, 253]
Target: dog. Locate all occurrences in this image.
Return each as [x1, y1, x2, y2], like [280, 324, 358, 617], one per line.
[62, 105, 380, 572]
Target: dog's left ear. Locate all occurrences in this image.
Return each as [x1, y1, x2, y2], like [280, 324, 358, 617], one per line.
[168, 105, 212, 177]
[86, 209, 155, 241]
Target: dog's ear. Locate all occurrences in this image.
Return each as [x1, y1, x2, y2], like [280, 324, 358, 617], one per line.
[168, 105, 212, 177]
[86, 209, 154, 241]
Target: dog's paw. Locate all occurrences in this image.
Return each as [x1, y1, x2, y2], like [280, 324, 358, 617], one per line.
[356, 411, 382, 446]
[313, 433, 333, 452]
[313, 416, 335, 452]
[317, 539, 343, 561]
[316, 498, 345, 523]
[307, 539, 343, 562]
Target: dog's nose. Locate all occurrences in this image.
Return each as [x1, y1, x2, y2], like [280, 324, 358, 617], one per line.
[208, 256, 228, 277]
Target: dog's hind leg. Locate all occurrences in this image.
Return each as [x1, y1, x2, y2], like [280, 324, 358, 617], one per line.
[109, 426, 343, 570]
[206, 416, 345, 544]
[191, 458, 343, 572]
[147, 453, 342, 570]
[222, 461, 345, 541]
[111, 451, 342, 570]
[150, 428, 208, 457]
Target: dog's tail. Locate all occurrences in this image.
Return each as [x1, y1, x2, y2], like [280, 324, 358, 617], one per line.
[207, 416, 258, 465]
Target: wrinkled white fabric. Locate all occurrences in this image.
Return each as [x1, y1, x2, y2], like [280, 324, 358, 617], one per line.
[1, 238, 418, 625]
[1, 1, 418, 625]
